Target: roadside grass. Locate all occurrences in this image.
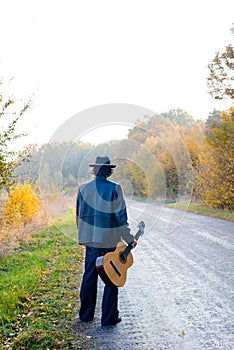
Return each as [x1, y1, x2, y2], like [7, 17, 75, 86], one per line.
[0, 209, 93, 350]
[129, 196, 234, 222]
[166, 202, 234, 222]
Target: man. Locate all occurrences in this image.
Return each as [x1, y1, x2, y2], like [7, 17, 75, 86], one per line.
[76, 155, 137, 326]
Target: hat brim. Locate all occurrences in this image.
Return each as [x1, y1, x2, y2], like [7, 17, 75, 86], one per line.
[89, 163, 116, 168]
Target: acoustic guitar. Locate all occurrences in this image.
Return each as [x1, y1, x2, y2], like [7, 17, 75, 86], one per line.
[96, 221, 145, 287]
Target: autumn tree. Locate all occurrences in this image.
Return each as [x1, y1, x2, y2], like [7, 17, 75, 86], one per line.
[0, 79, 31, 190]
[207, 26, 234, 100]
[200, 25, 234, 209]
[161, 108, 195, 127]
[4, 182, 40, 227]
[196, 106, 234, 209]
[125, 113, 194, 199]
[205, 109, 221, 133]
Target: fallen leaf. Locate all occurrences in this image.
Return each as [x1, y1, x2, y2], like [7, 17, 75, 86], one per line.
[178, 330, 185, 337]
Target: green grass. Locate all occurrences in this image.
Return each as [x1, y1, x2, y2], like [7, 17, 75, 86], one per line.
[0, 209, 92, 350]
[166, 202, 234, 222]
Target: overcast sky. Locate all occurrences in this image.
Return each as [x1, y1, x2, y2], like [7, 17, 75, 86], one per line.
[0, 0, 233, 147]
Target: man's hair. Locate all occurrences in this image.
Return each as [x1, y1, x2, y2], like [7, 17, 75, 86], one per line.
[92, 166, 113, 178]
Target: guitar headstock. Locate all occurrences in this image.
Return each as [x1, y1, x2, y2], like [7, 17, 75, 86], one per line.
[138, 221, 145, 234]
[134, 221, 145, 240]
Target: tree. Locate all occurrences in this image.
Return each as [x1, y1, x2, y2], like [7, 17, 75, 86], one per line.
[125, 114, 194, 199]
[205, 109, 221, 130]
[196, 105, 234, 209]
[161, 109, 195, 127]
[0, 79, 32, 190]
[207, 26, 234, 100]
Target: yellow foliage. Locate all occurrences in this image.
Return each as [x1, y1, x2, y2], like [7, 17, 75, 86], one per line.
[221, 105, 234, 121]
[0, 182, 42, 255]
[4, 182, 40, 226]
[195, 105, 234, 209]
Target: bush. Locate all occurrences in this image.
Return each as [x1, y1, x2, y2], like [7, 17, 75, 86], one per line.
[5, 182, 40, 226]
[0, 182, 45, 255]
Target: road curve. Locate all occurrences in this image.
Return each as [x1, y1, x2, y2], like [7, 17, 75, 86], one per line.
[75, 201, 234, 350]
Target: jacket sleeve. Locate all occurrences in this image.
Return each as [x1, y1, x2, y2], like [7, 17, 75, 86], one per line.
[76, 190, 80, 228]
[113, 184, 135, 244]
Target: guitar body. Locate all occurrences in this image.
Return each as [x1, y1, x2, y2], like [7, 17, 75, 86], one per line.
[96, 242, 134, 287]
[96, 221, 145, 287]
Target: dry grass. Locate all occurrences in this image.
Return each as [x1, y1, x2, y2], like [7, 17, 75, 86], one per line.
[166, 202, 234, 222]
[0, 192, 76, 257]
[0, 202, 48, 256]
[43, 192, 76, 220]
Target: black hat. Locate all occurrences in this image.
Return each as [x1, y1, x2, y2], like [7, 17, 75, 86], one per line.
[89, 156, 116, 168]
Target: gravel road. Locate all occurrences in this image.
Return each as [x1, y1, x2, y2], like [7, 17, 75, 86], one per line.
[74, 200, 234, 350]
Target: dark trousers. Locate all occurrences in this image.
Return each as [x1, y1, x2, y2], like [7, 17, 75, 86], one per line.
[79, 246, 119, 325]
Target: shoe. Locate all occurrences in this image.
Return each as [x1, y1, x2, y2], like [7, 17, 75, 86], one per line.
[74, 316, 93, 324]
[102, 317, 122, 326]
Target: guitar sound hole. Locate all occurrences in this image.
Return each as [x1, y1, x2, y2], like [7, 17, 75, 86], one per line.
[119, 252, 126, 264]
[110, 260, 121, 277]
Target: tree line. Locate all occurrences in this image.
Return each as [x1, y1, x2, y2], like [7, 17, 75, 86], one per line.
[1, 86, 233, 212]
[9, 106, 232, 211]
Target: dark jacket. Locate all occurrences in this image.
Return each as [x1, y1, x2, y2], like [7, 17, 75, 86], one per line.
[76, 176, 134, 248]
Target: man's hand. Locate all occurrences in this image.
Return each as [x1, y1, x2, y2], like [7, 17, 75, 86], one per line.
[131, 239, 137, 249]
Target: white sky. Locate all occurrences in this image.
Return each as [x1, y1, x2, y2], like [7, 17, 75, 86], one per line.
[0, 0, 233, 148]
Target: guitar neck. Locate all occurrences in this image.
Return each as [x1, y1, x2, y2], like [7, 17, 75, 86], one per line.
[134, 228, 143, 241]
[121, 228, 143, 261]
